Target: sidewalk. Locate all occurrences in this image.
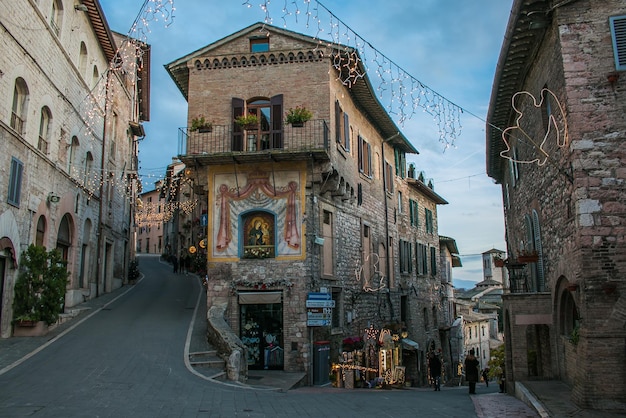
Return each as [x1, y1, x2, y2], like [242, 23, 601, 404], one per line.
[0, 283, 133, 375]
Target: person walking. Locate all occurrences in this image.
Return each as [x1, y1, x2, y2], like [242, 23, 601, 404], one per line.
[482, 367, 490, 387]
[428, 352, 442, 391]
[464, 349, 480, 395]
[172, 256, 179, 274]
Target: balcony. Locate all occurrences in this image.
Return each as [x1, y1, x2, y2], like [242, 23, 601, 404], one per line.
[177, 119, 331, 166]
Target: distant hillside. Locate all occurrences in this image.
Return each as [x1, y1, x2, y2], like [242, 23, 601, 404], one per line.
[453, 279, 478, 291]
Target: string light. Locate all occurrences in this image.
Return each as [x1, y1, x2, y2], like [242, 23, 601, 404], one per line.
[500, 88, 569, 166]
[245, 0, 463, 148]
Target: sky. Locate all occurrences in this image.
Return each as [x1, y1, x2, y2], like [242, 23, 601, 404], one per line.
[99, 0, 512, 285]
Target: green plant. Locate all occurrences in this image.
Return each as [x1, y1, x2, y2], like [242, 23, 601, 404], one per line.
[13, 245, 69, 325]
[234, 113, 259, 128]
[570, 324, 579, 345]
[190, 115, 212, 132]
[487, 344, 505, 380]
[285, 106, 313, 125]
[128, 259, 140, 282]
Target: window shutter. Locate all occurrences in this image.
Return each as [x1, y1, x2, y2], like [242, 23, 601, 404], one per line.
[343, 112, 350, 150]
[357, 183, 362, 206]
[610, 15, 626, 71]
[532, 210, 545, 291]
[357, 135, 363, 172]
[335, 100, 341, 144]
[232, 97, 244, 151]
[270, 94, 283, 148]
[367, 142, 372, 177]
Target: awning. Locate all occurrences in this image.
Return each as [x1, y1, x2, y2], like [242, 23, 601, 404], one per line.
[238, 291, 282, 305]
[402, 338, 420, 351]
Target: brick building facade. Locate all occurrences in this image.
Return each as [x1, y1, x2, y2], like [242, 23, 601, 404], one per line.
[487, 0, 625, 411]
[166, 23, 454, 385]
[0, 0, 148, 337]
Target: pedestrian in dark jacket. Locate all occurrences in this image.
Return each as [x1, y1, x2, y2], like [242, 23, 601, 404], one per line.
[429, 352, 442, 391]
[464, 349, 480, 394]
[482, 367, 490, 387]
[172, 256, 178, 274]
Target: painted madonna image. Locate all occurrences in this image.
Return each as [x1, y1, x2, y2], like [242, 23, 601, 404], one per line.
[243, 213, 275, 259]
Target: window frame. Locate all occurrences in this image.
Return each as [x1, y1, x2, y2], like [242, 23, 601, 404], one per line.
[609, 15, 626, 71]
[8, 157, 24, 207]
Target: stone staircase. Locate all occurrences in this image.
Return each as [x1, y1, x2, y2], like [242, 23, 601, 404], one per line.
[188, 349, 226, 377]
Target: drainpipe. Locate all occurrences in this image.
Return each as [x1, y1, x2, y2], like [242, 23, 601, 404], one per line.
[381, 132, 400, 321]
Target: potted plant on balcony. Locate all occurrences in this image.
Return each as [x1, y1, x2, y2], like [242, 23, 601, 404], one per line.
[285, 105, 313, 127]
[235, 114, 259, 130]
[190, 115, 213, 133]
[517, 250, 539, 263]
[12, 244, 69, 337]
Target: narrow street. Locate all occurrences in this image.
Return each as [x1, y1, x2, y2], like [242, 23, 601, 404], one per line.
[0, 255, 510, 417]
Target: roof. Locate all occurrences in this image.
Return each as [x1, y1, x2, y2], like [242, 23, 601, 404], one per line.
[82, 0, 118, 63]
[440, 236, 460, 254]
[406, 178, 448, 205]
[486, 0, 551, 182]
[165, 22, 418, 155]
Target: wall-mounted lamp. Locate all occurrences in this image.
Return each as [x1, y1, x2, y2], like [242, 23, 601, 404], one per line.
[74, 4, 88, 12]
[48, 193, 61, 203]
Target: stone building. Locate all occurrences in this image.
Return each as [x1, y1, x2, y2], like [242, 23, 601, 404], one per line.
[136, 186, 165, 255]
[165, 22, 450, 384]
[0, 0, 148, 337]
[487, 0, 625, 411]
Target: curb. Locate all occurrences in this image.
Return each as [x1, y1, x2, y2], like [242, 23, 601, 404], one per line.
[516, 382, 550, 418]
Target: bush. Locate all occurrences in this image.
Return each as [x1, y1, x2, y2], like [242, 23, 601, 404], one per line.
[13, 245, 69, 325]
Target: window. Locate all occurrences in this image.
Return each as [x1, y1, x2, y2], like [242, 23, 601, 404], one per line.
[358, 135, 372, 177]
[425, 208, 434, 234]
[394, 148, 406, 178]
[609, 15, 626, 71]
[250, 37, 269, 52]
[416, 242, 428, 275]
[109, 112, 118, 161]
[399, 240, 412, 274]
[232, 95, 283, 152]
[397, 191, 403, 214]
[384, 161, 393, 192]
[35, 215, 46, 246]
[335, 100, 350, 151]
[38, 106, 52, 154]
[79, 42, 88, 76]
[509, 146, 519, 186]
[68, 136, 79, 174]
[409, 199, 419, 227]
[11, 78, 29, 134]
[84, 151, 94, 188]
[92, 66, 100, 89]
[362, 223, 371, 285]
[430, 246, 438, 276]
[8, 157, 23, 207]
[322, 210, 334, 277]
[50, 0, 62, 36]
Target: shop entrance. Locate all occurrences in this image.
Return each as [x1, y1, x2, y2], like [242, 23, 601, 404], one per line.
[239, 292, 284, 370]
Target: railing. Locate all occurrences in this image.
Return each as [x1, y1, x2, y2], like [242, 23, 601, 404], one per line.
[178, 119, 330, 157]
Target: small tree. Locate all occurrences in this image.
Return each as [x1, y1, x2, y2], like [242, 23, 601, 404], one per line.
[487, 344, 505, 380]
[13, 245, 69, 325]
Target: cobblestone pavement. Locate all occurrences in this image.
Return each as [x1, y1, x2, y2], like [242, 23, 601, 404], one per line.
[472, 391, 539, 418]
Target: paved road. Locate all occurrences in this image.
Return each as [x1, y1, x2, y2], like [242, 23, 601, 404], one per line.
[0, 256, 528, 417]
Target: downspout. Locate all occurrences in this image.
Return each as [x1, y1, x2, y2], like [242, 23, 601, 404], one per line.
[381, 132, 400, 321]
[96, 70, 111, 297]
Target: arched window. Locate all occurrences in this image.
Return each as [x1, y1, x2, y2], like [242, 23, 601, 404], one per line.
[11, 78, 29, 134]
[38, 106, 52, 154]
[92, 66, 100, 89]
[56, 214, 72, 261]
[35, 215, 46, 247]
[84, 151, 94, 189]
[68, 136, 79, 174]
[50, 0, 63, 36]
[79, 42, 88, 77]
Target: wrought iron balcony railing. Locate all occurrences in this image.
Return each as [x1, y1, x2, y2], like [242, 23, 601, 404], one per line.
[178, 119, 330, 160]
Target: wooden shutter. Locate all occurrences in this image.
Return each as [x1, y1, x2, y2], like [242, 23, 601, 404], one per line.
[232, 97, 244, 151]
[335, 100, 341, 144]
[343, 112, 350, 150]
[270, 94, 283, 148]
